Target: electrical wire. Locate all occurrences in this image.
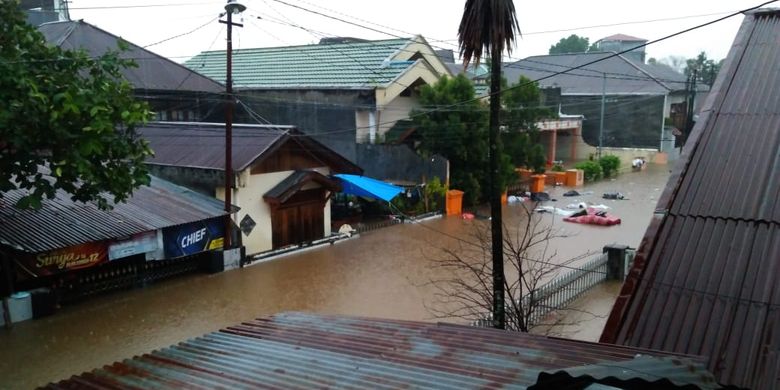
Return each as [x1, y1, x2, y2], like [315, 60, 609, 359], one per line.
[143, 14, 220, 48]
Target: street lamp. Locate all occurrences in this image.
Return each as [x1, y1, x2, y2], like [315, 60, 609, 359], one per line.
[221, 0, 245, 249]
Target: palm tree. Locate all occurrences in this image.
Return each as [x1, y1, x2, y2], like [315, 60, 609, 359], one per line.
[458, 0, 520, 330]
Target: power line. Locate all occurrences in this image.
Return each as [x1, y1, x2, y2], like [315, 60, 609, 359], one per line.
[143, 14, 220, 48]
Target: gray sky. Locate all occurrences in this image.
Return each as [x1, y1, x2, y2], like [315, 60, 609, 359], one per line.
[68, 0, 771, 64]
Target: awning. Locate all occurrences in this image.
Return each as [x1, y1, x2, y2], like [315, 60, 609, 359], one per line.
[333, 174, 403, 202]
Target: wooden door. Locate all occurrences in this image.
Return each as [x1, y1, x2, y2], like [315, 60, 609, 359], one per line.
[271, 190, 325, 249]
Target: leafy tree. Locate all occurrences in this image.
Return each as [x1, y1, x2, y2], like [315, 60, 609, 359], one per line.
[412, 75, 492, 206]
[658, 55, 687, 73]
[685, 51, 722, 86]
[0, 1, 152, 210]
[549, 34, 590, 54]
[502, 76, 554, 172]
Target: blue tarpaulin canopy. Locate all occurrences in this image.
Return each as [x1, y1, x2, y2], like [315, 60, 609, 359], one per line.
[333, 174, 403, 202]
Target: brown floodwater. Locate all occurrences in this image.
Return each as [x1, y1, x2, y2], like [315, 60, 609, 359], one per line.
[0, 165, 671, 389]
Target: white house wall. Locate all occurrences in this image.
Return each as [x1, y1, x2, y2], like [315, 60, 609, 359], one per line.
[216, 167, 332, 255]
[378, 95, 418, 139]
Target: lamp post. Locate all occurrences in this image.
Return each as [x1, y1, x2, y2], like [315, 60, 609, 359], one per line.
[221, 0, 245, 249]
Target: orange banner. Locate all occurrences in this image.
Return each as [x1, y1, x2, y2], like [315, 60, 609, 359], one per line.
[17, 242, 109, 277]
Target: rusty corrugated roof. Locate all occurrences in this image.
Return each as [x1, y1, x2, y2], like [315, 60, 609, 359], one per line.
[0, 175, 227, 253]
[44, 312, 711, 389]
[601, 9, 780, 390]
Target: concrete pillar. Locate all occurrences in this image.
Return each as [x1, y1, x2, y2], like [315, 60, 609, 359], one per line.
[570, 127, 580, 161]
[604, 244, 629, 280]
[547, 130, 557, 166]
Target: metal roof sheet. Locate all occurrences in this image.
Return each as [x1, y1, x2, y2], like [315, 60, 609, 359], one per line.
[503, 52, 687, 95]
[185, 38, 415, 89]
[37, 20, 224, 93]
[533, 355, 723, 389]
[0, 175, 226, 253]
[601, 9, 780, 390]
[139, 122, 362, 174]
[44, 312, 708, 389]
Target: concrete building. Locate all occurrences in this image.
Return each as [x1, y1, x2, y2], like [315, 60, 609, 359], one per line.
[185, 36, 452, 183]
[592, 33, 648, 63]
[503, 52, 703, 162]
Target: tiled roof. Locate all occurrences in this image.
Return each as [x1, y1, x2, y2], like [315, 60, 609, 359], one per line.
[38, 20, 223, 93]
[185, 38, 417, 89]
[503, 52, 690, 94]
[44, 312, 709, 389]
[0, 175, 226, 253]
[601, 9, 780, 390]
[140, 122, 362, 174]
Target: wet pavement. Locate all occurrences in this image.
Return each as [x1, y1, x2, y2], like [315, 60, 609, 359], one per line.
[0, 165, 672, 388]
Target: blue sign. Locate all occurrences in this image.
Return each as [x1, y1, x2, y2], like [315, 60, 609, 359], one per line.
[163, 218, 224, 258]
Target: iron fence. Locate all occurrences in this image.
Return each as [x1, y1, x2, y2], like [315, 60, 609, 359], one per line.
[472, 252, 609, 330]
[354, 218, 403, 234]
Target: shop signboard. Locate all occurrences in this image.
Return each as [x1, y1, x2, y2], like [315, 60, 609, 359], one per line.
[108, 231, 159, 261]
[15, 242, 108, 277]
[162, 218, 224, 258]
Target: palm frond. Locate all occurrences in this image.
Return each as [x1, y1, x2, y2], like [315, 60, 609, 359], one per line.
[458, 0, 521, 69]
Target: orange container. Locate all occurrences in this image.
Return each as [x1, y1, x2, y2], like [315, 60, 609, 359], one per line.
[552, 172, 567, 185]
[565, 169, 584, 187]
[446, 190, 464, 216]
[530, 174, 546, 193]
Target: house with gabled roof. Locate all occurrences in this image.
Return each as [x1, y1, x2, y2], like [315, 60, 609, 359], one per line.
[600, 9, 780, 389]
[37, 19, 225, 123]
[139, 122, 362, 256]
[185, 36, 452, 171]
[503, 51, 704, 162]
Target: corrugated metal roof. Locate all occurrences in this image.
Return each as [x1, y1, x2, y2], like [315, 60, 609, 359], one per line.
[44, 312, 710, 389]
[37, 20, 223, 93]
[0, 175, 227, 253]
[185, 38, 416, 89]
[264, 171, 340, 204]
[140, 122, 362, 174]
[503, 52, 690, 95]
[532, 355, 723, 389]
[601, 9, 780, 390]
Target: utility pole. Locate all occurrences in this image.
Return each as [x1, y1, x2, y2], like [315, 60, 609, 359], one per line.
[598, 72, 606, 158]
[683, 69, 697, 148]
[488, 50, 505, 330]
[220, 0, 245, 249]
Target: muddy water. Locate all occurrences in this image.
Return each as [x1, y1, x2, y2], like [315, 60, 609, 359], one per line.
[0, 166, 671, 388]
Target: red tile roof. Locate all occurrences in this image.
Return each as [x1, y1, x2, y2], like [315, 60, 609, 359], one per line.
[601, 9, 780, 390]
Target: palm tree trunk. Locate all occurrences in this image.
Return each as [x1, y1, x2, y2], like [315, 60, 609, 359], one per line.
[489, 45, 505, 330]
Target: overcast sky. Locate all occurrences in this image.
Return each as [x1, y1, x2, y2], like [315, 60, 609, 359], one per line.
[67, 0, 772, 65]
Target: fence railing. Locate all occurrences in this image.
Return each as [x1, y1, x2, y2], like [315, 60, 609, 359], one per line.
[472, 252, 609, 330]
[354, 217, 403, 234]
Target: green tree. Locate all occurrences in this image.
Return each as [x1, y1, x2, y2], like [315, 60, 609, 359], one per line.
[413, 75, 492, 206]
[0, 1, 152, 210]
[549, 34, 590, 54]
[685, 51, 722, 87]
[502, 76, 554, 172]
[458, 0, 521, 331]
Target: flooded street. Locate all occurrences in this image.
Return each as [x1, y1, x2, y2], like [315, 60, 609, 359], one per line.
[0, 166, 671, 388]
